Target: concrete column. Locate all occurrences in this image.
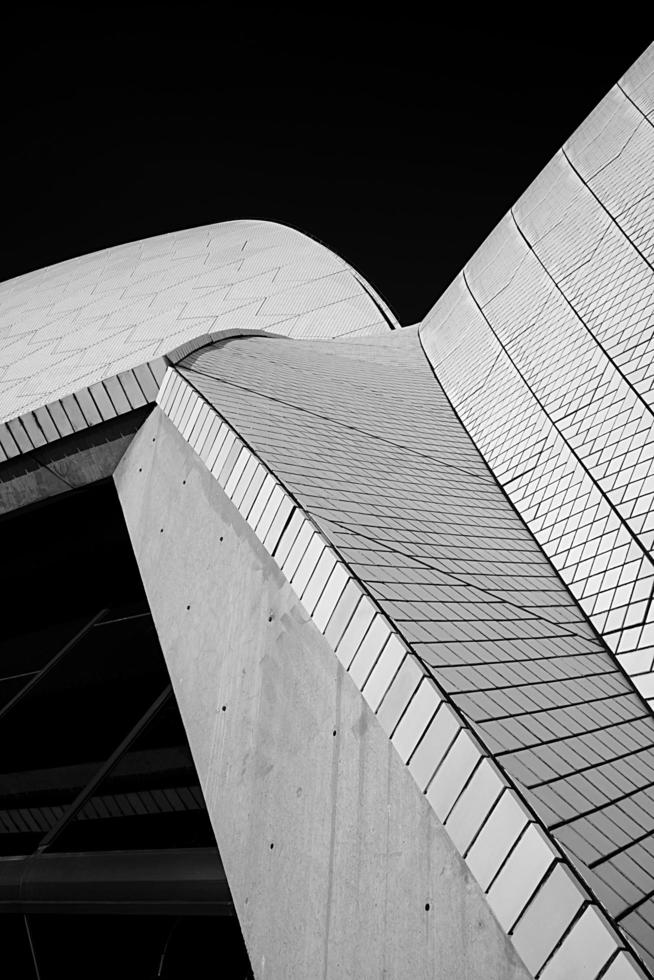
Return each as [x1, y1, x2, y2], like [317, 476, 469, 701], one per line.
[114, 408, 533, 980]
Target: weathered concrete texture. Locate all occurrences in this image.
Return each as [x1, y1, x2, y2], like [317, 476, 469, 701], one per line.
[0, 408, 150, 515]
[114, 407, 533, 980]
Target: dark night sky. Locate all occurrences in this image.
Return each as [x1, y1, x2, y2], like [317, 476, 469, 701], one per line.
[0, 14, 651, 325]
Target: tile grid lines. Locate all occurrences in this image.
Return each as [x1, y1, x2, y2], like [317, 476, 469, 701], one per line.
[316, 507, 604, 638]
[617, 82, 654, 130]
[501, 206, 654, 669]
[504, 188, 654, 667]
[176, 339, 607, 643]
[561, 145, 654, 275]
[157, 364, 649, 980]
[521, 741, 654, 791]
[589, 826, 654, 871]
[509, 208, 654, 429]
[416, 323, 654, 727]
[459, 267, 654, 653]
[185, 335, 654, 858]
[176, 360, 494, 488]
[491, 711, 654, 759]
[547, 772, 654, 832]
[616, 887, 654, 925]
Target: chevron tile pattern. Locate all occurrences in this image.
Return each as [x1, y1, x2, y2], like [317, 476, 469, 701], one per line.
[421, 44, 654, 716]
[0, 220, 396, 460]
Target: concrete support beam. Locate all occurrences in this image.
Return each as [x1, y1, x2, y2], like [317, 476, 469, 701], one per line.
[0, 408, 151, 516]
[0, 847, 229, 916]
[114, 407, 532, 980]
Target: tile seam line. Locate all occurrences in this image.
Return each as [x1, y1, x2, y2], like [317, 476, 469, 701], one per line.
[616, 79, 654, 129]
[492, 710, 653, 758]
[560, 145, 654, 276]
[532, 897, 603, 979]
[454, 346, 510, 413]
[161, 364, 641, 976]
[458, 687, 635, 723]
[437, 663, 624, 696]
[615, 885, 654, 924]
[587, 823, 654, 870]
[548, 773, 654, 831]
[417, 322, 635, 671]
[458, 268, 654, 722]
[308, 510, 596, 642]
[575, 113, 648, 184]
[596, 949, 633, 980]
[519, 738, 654, 790]
[431, 648, 630, 669]
[551, 221, 619, 286]
[509, 208, 654, 434]
[504, 205, 654, 631]
[176, 361, 493, 487]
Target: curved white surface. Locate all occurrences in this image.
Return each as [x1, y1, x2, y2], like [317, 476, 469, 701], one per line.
[420, 43, 654, 762]
[0, 219, 397, 457]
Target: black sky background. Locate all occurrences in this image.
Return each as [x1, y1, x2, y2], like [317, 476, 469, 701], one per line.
[0, 14, 651, 325]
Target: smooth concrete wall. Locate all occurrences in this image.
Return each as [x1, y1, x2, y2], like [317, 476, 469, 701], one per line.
[114, 407, 533, 980]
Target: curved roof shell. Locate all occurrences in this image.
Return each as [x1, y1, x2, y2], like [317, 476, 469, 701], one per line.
[0, 220, 397, 458]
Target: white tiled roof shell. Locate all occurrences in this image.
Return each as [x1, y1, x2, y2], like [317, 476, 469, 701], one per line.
[421, 45, 654, 715]
[0, 219, 397, 437]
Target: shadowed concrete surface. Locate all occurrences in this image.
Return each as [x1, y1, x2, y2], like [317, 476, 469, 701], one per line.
[0, 408, 150, 515]
[114, 407, 533, 980]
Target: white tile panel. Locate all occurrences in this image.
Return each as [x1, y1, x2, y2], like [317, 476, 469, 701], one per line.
[539, 906, 621, 980]
[361, 634, 407, 712]
[485, 823, 556, 931]
[421, 41, 654, 716]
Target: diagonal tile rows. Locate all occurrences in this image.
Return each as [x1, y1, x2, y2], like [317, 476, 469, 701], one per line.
[177, 327, 654, 974]
[421, 44, 654, 713]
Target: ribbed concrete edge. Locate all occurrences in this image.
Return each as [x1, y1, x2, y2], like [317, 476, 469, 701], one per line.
[156, 364, 650, 980]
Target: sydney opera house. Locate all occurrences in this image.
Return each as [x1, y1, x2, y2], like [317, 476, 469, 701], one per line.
[0, 41, 653, 980]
